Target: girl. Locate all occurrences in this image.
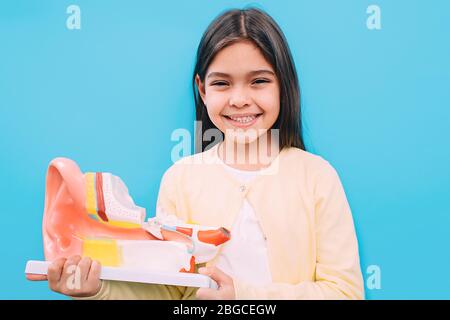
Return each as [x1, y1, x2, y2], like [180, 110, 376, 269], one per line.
[30, 7, 364, 300]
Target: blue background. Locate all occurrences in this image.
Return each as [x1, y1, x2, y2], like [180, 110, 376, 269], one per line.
[1, 0, 449, 299]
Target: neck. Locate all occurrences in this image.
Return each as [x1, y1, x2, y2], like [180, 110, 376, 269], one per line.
[218, 130, 280, 171]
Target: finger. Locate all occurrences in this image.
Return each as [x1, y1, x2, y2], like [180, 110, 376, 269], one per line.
[87, 260, 101, 283]
[60, 255, 82, 288]
[199, 267, 231, 286]
[196, 287, 220, 300]
[86, 260, 102, 294]
[55, 255, 83, 294]
[62, 255, 82, 279]
[77, 256, 92, 281]
[65, 255, 82, 268]
[26, 274, 48, 281]
[47, 257, 67, 287]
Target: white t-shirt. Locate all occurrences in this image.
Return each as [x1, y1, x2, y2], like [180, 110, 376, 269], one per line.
[213, 161, 272, 286]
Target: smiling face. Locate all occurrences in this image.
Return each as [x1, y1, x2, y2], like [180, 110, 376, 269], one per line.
[196, 40, 280, 145]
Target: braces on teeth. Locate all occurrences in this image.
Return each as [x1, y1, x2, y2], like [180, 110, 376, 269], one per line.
[229, 115, 257, 123]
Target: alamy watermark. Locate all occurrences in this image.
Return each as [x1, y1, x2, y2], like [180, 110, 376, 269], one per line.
[367, 5, 382, 30]
[170, 122, 280, 173]
[65, 264, 81, 290]
[366, 264, 382, 290]
[66, 4, 81, 30]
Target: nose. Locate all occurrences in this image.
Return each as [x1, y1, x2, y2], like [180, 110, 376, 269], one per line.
[229, 86, 251, 108]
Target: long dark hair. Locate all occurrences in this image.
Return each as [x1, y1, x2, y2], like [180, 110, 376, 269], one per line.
[193, 7, 305, 153]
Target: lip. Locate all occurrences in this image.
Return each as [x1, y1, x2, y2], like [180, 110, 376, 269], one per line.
[222, 113, 262, 129]
[224, 113, 262, 117]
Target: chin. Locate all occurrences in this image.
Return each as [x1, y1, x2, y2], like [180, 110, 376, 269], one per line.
[225, 130, 263, 145]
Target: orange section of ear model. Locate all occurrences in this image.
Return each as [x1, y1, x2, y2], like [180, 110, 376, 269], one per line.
[175, 226, 193, 237]
[95, 172, 108, 222]
[198, 227, 231, 246]
[179, 256, 196, 273]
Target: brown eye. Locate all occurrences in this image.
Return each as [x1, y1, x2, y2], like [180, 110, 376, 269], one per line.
[211, 81, 228, 87]
[252, 78, 270, 85]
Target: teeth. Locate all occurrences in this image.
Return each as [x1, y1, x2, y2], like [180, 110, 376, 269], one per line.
[228, 115, 257, 123]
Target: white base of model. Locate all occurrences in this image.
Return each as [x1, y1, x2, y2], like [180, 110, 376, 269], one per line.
[25, 260, 218, 289]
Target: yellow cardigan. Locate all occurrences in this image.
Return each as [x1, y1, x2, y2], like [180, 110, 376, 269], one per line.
[78, 143, 364, 300]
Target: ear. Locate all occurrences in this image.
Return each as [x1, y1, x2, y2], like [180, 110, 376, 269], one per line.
[195, 74, 206, 105]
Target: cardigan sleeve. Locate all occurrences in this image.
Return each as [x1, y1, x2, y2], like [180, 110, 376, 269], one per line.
[233, 161, 365, 300]
[74, 163, 198, 300]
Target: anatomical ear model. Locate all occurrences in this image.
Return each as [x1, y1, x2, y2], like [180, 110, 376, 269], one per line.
[25, 158, 230, 288]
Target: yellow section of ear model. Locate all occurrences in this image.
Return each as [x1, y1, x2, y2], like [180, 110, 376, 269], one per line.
[85, 172, 97, 215]
[82, 238, 122, 267]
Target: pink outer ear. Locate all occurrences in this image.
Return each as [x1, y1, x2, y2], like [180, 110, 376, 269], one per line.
[46, 158, 86, 210]
[42, 157, 86, 261]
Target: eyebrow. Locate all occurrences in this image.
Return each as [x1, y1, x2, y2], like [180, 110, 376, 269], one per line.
[206, 69, 275, 79]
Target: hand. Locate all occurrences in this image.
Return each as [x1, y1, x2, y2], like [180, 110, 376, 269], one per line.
[26, 255, 102, 297]
[196, 266, 236, 300]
